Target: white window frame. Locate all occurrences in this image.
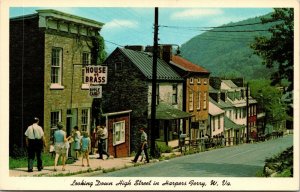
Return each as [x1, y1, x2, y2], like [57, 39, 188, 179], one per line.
[189, 90, 194, 111]
[190, 78, 194, 84]
[197, 91, 201, 110]
[197, 78, 201, 84]
[113, 120, 125, 146]
[50, 110, 61, 129]
[50, 47, 64, 89]
[203, 79, 208, 85]
[203, 91, 207, 110]
[81, 108, 90, 131]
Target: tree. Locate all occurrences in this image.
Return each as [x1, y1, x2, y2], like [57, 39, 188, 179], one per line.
[251, 8, 294, 91]
[249, 79, 289, 133]
[90, 35, 107, 126]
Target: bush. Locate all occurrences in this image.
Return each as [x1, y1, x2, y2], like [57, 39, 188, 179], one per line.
[10, 145, 27, 158]
[157, 142, 172, 153]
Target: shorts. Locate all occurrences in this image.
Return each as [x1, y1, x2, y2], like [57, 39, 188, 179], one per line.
[55, 143, 67, 155]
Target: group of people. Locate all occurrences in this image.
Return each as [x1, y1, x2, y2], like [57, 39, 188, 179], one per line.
[24, 117, 150, 172]
[24, 117, 111, 172]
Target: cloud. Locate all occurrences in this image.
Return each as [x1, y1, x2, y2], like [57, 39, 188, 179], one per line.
[171, 8, 223, 20]
[104, 19, 138, 29]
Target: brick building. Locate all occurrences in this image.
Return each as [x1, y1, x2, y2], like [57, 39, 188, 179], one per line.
[167, 53, 210, 142]
[9, 9, 104, 150]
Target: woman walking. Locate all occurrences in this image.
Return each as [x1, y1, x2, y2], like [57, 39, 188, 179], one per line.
[53, 123, 70, 171]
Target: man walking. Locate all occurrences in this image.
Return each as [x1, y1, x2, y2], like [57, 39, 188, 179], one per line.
[24, 117, 46, 172]
[132, 127, 149, 163]
[97, 125, 110, 160]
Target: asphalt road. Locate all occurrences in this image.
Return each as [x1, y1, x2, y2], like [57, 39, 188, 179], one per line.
[98, 135, 293, 177]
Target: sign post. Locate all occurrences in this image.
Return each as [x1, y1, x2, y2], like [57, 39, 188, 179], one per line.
[84, 65, 108, 85]
[89, 85, 102, 98]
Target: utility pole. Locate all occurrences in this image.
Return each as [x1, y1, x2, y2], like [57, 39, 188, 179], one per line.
[246, 82, 249, 143]
[150, 7, 159, 157]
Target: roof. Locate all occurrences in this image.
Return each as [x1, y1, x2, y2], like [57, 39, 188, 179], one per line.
[209, 101, 225, 116]
[11, 9, 104, 29]
[210, 97, 233, 109]
[149, 102, 193, 120]
[209, 86, 219, 93]
[117, 48, 183, 81]
[224, 116, 245, 130]
[170, 55, 210, 73]
[222, 80, 238, 89]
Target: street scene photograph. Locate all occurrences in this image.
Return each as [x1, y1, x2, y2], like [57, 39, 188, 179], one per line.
[1, 0, 299, 191]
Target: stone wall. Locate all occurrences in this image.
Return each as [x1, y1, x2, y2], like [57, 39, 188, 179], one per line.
[103, 48, 149, 151]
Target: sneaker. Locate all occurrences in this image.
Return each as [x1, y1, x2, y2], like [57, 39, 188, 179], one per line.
[28, 169, 33, 172]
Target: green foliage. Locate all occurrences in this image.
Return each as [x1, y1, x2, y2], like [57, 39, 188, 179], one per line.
[10, 145, 27, 158]
[251, 8, 294, 91]
[181, 12, 276, 81]
[157, 142, 173, 153]
[9, 153, 58, 169]
[91, 35, 107, 64]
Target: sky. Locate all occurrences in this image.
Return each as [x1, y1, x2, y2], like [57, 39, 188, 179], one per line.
[9, 7, 273, 53]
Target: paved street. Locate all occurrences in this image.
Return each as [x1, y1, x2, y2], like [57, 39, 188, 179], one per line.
[97, 135, 293, 177]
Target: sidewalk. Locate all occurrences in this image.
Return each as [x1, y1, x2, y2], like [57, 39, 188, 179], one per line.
[9, 152, 181, 177]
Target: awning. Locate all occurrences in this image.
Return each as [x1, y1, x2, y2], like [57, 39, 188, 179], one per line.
[224, 116, 245, 130]
[149, 102, 193, 120]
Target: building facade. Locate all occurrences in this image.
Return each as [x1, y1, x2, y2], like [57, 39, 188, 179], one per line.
[102, 47, 191, 150]
[9, 9, 104, 150]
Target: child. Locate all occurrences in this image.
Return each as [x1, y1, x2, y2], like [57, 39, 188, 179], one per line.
[81, 131, 91, 167]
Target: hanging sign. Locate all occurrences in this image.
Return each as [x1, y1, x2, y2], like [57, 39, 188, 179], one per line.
[89, 85, 102, 98]
[84, 65, 107, 84]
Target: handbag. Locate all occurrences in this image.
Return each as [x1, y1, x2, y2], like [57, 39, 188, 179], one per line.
[49, 144, 55, 152]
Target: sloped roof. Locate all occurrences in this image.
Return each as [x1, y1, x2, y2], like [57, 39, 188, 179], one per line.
[209, 100, 225, 116]
[224, 116, 245, 130]
[170, 55, 210, 73]
[210, 96, 233, 109]
[149, 102, 193, 120]
[222, 80, 238, 89]
[118, 48, 183, 81]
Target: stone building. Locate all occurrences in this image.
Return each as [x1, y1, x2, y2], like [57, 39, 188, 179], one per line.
[102, 46, 191, 150]
[9, 9, 104, 150]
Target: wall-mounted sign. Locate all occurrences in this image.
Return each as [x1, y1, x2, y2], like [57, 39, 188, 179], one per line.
[89, 85, 102, 98]
[84, 65, 107, 84]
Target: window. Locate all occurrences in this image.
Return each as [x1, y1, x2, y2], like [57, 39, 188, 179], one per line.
[81, 109, 89, 131]
[203, 79, 207, 85]
[114, 62, 123, 72]
[51, 48, 63, 85]
[189, 90, 194, 111]
[172, 84, 178, 104]
[197, 91, 201, 110]
[113, 121, 125, 145]
[218, 115, 221, 129]
[212, 116, 215, 131]
[197, 78, 201, 84]
[82, 52, 91, 83]
[189, 78, 194, 84]
[50, 111, 61, 128]
[203, 91, 207, 110]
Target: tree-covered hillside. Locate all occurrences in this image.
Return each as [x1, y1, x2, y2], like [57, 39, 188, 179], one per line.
[180, 12, 276, 80]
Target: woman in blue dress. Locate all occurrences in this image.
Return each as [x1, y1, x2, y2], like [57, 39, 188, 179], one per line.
[53, 123, 70, 171]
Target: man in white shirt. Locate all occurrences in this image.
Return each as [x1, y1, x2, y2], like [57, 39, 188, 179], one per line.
[97, 125, 110, 160]
[24, 117, 46, 172]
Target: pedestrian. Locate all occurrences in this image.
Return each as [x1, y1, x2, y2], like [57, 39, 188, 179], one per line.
[97, 125, 110, 160]
[81, 131, 91, 167]
[53, 122, 70, 171]
[140, 150, 145, 162]
[90, 127, 97, 155]
[131, 127, 149, 163]
[24, 117, 46, 172]
[72, 126, 81, 160]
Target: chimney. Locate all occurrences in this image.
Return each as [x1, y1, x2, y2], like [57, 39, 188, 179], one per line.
[145, 44, 173, 63]
[124, 45, 144, 52]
